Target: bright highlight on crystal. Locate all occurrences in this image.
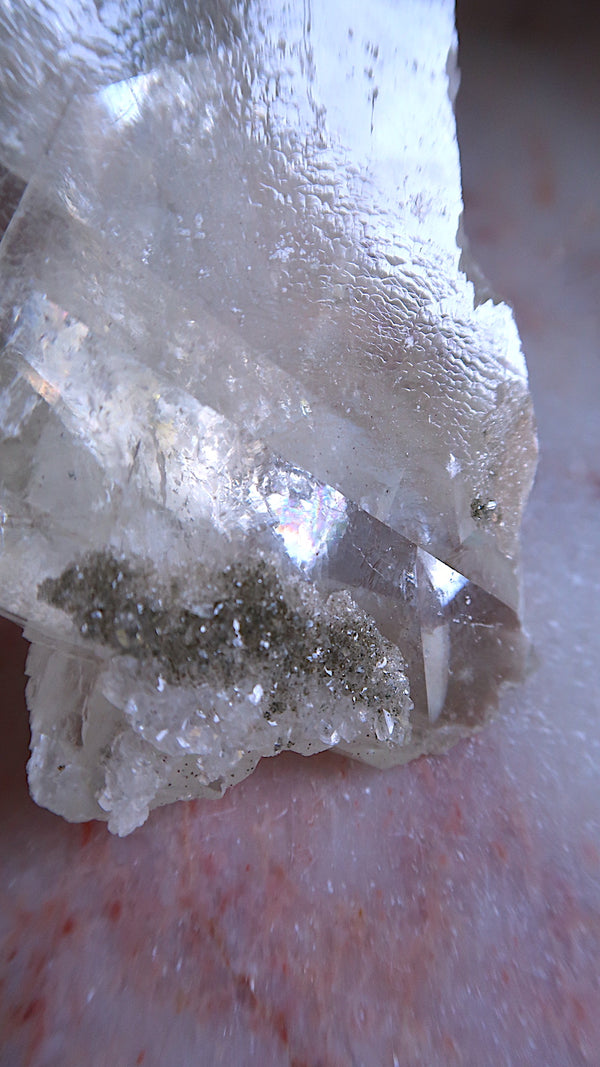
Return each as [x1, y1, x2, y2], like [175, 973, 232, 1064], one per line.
[267, 481, 348, 569]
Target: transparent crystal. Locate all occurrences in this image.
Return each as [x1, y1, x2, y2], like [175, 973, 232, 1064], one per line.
[0, 0, 537, 834]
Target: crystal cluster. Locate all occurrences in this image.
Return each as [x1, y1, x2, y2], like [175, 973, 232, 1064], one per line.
[0, 0, 537, 833]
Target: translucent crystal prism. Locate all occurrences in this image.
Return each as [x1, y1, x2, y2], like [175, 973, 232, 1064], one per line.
[0, 0, 537, 833]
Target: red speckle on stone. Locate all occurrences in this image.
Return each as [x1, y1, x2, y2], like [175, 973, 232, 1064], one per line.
[20, 997, 45, 1024]
[80, 822, 95, 848]
[202, 852, 217, 879]
[571, 997, 586, 1024]
[444, 800, 465, 836]
[135, 1051, 146, 1065]
[61, 917, 76, 937]
[266, 862, 287, 898]
[443, 1032, 459, 1058]
[106, 899, 122, 923]
[274, 1010, 288, 1045]
[235, 975, 257, 1010]
[417, 758, 436, 791]
[30, 951, 48, 980]
[7, 989, 47, 1062]
[177, 892, 194, 913]
[492, 840, 508, 864]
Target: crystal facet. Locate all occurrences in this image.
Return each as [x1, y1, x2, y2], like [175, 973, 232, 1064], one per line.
[0, 0, 537, 833]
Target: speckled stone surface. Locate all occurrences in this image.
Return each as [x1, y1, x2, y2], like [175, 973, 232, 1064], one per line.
[1, 14, 599, 1067]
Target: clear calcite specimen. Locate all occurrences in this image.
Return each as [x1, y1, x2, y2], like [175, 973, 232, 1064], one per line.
[0, 0, 537, 834]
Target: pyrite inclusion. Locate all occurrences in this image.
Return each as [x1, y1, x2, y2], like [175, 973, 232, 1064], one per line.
[0, 0, 537, 834]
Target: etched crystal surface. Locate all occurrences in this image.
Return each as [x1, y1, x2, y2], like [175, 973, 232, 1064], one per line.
[0, 0, 537, 833]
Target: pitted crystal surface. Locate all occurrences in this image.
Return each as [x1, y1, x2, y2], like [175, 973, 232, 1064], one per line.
[0, 0, 537, 833]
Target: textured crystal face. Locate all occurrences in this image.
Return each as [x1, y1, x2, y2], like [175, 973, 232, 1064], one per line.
[0, 0, 537, 833]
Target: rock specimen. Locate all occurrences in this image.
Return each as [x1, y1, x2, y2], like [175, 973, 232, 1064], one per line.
[0, 0, 537, 833]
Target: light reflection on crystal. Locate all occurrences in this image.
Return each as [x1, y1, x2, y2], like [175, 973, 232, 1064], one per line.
[422, 624, 451, 724]
[99, 73, 157, 128]
[418, 549, 469, 607]
[266, 479, 348, 569]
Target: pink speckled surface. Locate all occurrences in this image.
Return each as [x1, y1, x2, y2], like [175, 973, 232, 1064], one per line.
[1, 18, 600, 1067]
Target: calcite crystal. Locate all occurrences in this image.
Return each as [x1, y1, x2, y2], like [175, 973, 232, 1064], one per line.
[0, 0, 537, 834]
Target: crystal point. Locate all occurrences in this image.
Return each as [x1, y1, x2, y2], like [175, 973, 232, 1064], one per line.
[0, 0, 537, 833]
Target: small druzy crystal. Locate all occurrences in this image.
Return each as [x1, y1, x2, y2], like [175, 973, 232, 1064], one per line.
[0, 0, 537, 833]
